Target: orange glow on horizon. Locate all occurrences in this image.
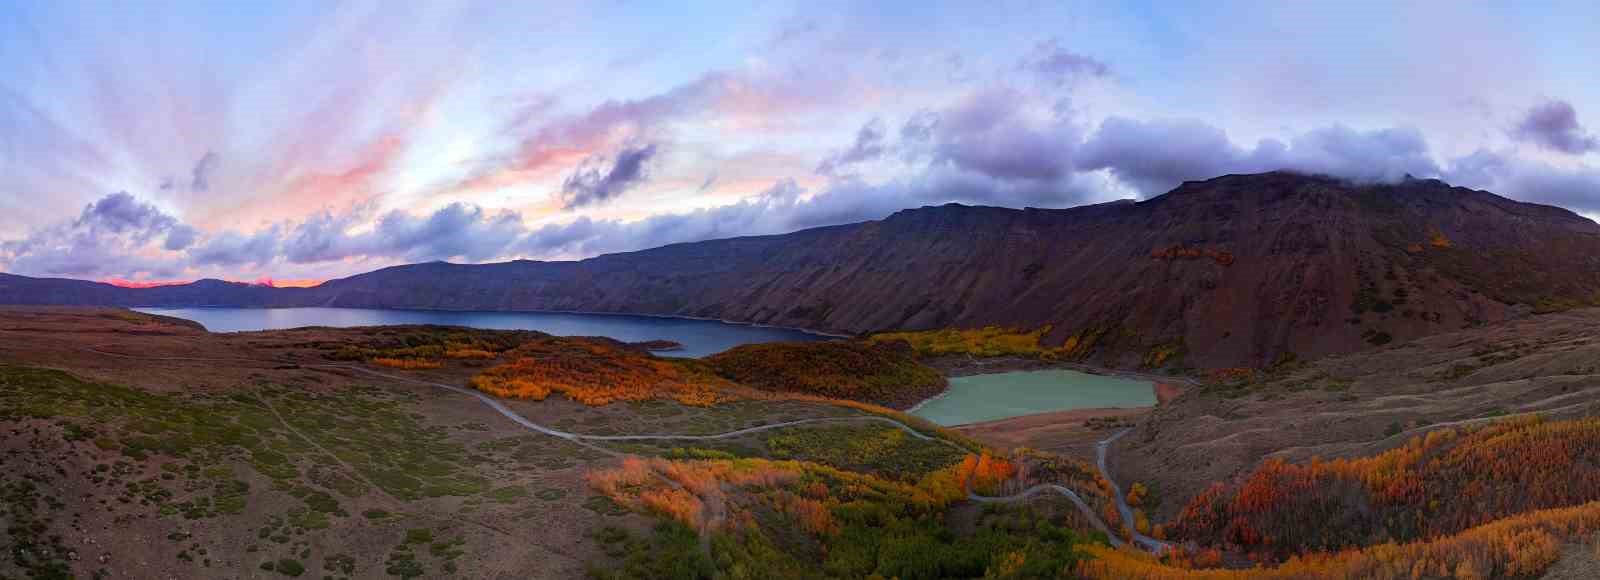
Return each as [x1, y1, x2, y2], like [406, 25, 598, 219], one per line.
[255, 277, 324, 288]
[100, 277, 325, 289]
[101, 278, 189, 289]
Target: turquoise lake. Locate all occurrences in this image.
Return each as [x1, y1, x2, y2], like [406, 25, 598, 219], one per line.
[910, 369, 1155, 426]
[132, 307, 826, 358]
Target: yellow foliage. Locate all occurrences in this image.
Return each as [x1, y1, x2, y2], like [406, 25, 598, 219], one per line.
[587, 455, 960, 534]
[443, 348, 497, 359]
[868, 326, 1054, 358]
[1127, 482, 1148, 507]
[1427, 226, 1453, 249]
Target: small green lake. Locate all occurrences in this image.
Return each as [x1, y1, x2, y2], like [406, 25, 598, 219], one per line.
[910, 369, 1155, 426]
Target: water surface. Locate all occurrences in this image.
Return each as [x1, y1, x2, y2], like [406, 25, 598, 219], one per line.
[133, 307, 825, 358]
[911, 369, 1154, 426]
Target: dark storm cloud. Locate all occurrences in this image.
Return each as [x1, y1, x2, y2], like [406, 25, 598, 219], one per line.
[559, 143, 660, 209]
[1511, 100, 1598, 154]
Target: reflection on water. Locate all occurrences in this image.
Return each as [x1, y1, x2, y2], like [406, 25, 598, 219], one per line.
[133, 307, 826, 358]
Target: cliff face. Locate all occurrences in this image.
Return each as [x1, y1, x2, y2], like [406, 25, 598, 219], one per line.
[4, 172, 1598, 369]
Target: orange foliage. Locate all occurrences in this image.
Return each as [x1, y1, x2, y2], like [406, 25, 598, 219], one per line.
[443, 348, 497, 359]
[1171, 416, 1600, 559]
[370, 357, 443, 370]
[1080, 499, 1600, 579]
[776, 492, 838, 536]
[640, 487, 703, 526]
[587, 456, 803, 531]
[470, 337, 733, 406]
[1427, 225, 1453, 248]
[956, 452, 1018, 495]
[1127, 482, 1149, 507]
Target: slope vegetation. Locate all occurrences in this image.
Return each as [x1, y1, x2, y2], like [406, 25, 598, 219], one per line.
[704, 340, 945, 408]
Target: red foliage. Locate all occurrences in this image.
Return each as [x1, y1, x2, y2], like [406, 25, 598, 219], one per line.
[1170, 417, 1600, 559]
[1150, 245, 1235, 266]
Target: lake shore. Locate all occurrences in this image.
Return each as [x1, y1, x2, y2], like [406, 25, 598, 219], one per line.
[908, 367, 1160, 426]
[904, 355, 1194, 413]
[922, 354, 1200, 385]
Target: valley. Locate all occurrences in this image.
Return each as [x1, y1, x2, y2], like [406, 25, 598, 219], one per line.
[6, 173, 1600, 578]
[5, 301, 1599, 578]
[0, 308, 1139, 578]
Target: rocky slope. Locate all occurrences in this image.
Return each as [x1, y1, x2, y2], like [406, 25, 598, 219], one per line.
[4, 172, 1599, 368]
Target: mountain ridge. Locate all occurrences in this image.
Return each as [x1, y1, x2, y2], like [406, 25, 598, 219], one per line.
[5, 171, 1599, 368]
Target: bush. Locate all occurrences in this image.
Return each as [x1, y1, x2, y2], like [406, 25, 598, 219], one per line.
[705, 341, 945, 407]
[273, 558, 305, 577]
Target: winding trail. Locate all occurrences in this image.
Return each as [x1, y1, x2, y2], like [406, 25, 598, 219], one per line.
[1098, 429, 1175, 553]
[968, 484, 1125, 548]
[79, 346, 1169, 554]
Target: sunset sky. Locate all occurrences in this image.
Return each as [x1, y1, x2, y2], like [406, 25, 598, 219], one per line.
[4, 0, 1599, 283]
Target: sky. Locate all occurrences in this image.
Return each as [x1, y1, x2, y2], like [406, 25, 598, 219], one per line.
[3, 0, 1600, 284]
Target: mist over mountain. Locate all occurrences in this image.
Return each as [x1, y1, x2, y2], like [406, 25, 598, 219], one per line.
[5, 172, 1598, 368]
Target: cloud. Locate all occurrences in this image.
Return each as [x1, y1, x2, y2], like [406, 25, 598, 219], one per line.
[559, 143, 660, 209]
[2, 189, 539, 279]
[371, 203, 525, 262]
[163, 225, 199, 251]
[282, 202, 526, 264]
[1076, 118, 1440, 194]
[450, 65, 851, 195]
[922, 88, 1079, 182]
[1511, 100, 1598, 155]
[1274, 125, 1439, 182]
[1020, 39, 1110, 85]
[0, 192, 192, 277]
[1075, 118, 1243, 193]
[816, 117, 887, 175]
[518, 166, 1105, 260]
[189, 227, 281, 267]
[74, 192, 181, 242]
[190, 151, 219, 191]
[1445, 149, 1600, 214]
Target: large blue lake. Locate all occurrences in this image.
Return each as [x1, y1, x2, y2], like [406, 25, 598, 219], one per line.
[133, 307, 828, 358]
